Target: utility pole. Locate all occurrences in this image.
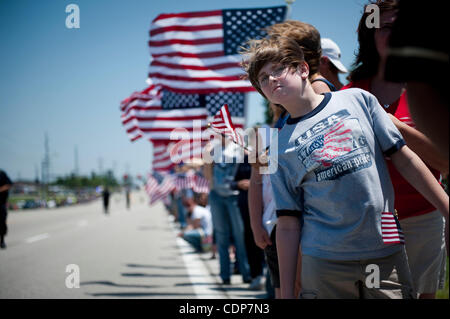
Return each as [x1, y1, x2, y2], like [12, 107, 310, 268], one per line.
[74, 145, 79, 176]
[35, 164, 40, 184]
[98, 157, 104, 176]
[41, 133, 50, 201]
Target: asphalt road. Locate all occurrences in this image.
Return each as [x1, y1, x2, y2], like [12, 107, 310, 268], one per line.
[0, 191, 267, 299]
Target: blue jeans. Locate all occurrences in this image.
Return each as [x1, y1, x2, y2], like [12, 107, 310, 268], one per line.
[209, 190, 251, 282]
[182, 229, 203, 252]
[176, 196, 187, 228]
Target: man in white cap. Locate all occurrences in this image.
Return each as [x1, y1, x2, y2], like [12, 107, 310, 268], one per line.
[320, 38, 348, 90]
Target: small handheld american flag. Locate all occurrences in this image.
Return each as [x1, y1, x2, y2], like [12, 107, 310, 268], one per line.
[208, 104, 247, 150]
[381, 211, 405, 244]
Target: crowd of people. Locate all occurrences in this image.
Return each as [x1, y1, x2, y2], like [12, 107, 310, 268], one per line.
[165, 0, 449, 300]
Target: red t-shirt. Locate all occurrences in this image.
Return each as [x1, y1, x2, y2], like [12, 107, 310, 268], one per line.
[342, 79, 440, 220]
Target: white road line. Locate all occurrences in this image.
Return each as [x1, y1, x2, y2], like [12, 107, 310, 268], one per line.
[175, 237, 227, 299]
[25, 233, 50, 243]
[168, 216, 226, 299]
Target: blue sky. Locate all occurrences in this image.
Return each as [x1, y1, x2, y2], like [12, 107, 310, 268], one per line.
[0, 0, 367, 181]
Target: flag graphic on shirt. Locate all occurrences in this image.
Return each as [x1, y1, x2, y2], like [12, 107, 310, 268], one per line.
[209, 104, 246, 149]
[148, 6, 287, 94]
[381, 211, 405, 244]
[310, 121, 353, 168]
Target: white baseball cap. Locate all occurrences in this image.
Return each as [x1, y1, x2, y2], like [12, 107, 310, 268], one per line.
[321, 38, 348, 73]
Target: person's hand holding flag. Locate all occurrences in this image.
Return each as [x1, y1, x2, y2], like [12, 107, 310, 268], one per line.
[208, 104, 247, 150]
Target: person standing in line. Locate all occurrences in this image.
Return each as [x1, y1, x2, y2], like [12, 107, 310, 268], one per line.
[125, 187, 130, 210]
[203, 135, 252, 285]
[102, 186, 110, 214]
[242, 35, 449, 299]
[343, 0, 448, 299]
[319, 38, 348, 90]
[231, 152, 266, 290]
[248, 103, 288, 299]
[384, 0, 449, 160]
[0, 170, 13, 249]
[246, 20, 335, 297]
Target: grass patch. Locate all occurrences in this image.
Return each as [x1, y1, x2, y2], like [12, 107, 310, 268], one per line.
[436, 257, 449, 299]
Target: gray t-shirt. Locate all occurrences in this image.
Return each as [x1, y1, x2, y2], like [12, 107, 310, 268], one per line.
[271, 88, 405, 260]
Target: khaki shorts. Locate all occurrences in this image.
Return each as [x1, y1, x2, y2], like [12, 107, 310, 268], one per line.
[401, 210, 447, 295]
[300, 248, 416, 299]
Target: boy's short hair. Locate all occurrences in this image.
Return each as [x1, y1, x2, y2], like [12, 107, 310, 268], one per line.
[241, 36, 305, 98]
[265, 20, 322, 78]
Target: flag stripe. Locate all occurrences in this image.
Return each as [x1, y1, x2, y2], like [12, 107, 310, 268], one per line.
[381, 211, 405, 245]
[151, 51, 225, 59]
[152, 10, 222, 23]
[151, 60, 241, 71]
[150, 24, 223, 36]
[148, 72, 245, 82]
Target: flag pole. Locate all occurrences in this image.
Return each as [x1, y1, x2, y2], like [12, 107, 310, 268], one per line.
[285, 0, 295, 20]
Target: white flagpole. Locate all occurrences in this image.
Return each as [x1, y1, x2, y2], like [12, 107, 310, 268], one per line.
[285, 0, 296, 20]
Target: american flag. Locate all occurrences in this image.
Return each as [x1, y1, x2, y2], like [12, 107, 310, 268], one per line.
[175, 170, 196, 191]
[152, 139, 207, 173]
[381, 211, 405, 244]
[145, 172, 176, 205]
[175, 171, 210, 194]
[148, 6, 287, 94]
[121, 86, 246, 142]
[145, 172, 161, 196]
[210, 104, 245, 149]
[152, 141, 175, 172]
[192, 174, 210, 194]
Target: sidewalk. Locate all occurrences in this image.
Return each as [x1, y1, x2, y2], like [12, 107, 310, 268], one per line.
[167, 214, 269, 299]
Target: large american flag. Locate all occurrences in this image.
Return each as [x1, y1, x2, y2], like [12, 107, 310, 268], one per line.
[148, 6, 287, 94]
[121, 86, 246, 142]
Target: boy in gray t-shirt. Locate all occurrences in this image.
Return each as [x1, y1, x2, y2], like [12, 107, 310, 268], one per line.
[242, 36, 449, 299]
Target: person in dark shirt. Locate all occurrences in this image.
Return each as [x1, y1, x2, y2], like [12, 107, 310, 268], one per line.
[0, 170, 13, 249]
[231, 154, 266, 290]
[384, 0, 448, 160]
[102, 186, 111, 214]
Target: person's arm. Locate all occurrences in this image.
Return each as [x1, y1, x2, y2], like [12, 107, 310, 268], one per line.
[390, 145, 449, 219]
[276, 215, 301, 299]
[191, 218, 202, 230]
[391, 145, 449, 255]
[388, 114, 448, 175]
[0, 184, 11, 192]
[249, 167, 272, 249]
[203, 163, 213, 188]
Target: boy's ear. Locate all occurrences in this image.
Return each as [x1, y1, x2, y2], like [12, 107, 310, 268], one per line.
[298, 61, 309, 80]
